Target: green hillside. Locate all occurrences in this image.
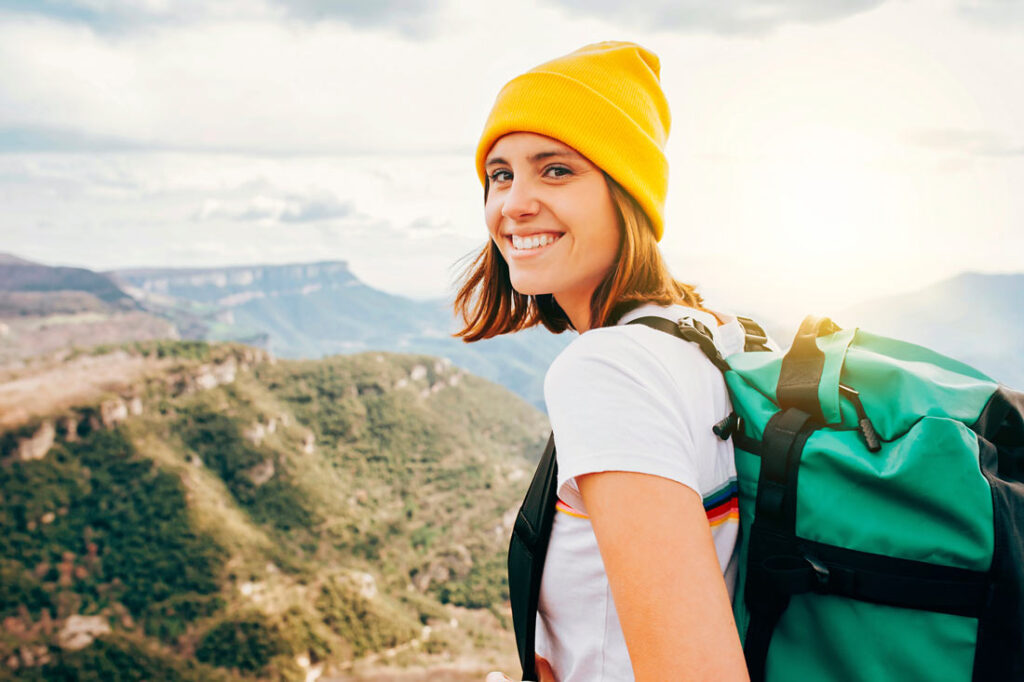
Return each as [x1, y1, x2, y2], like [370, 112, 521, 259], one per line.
[0, 341, 547, 680]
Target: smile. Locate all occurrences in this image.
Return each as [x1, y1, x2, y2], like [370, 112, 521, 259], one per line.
[509, 232, 563, 253]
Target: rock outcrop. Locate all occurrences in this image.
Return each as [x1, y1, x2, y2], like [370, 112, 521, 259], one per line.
[245, 459, 276, 486]
[242, 422, 266, 445]
[57, 615, 110, 651]
[100, 398, 129, 428]
[194, 357, 237, 391]
[16, 421, 55, 461]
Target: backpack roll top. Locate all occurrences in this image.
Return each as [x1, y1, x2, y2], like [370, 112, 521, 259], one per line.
[727, 316, 1024, 682]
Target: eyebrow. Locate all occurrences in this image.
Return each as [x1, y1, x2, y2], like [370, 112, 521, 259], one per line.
[484, 149, 582, 167]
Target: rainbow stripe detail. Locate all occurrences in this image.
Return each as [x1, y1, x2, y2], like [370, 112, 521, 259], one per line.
[704, 478, 739, 528]
[555, 498, 589, 519]
[554, 478, 739, 527]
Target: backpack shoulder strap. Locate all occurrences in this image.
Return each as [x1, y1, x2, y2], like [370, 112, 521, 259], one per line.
[507, 431, 558, 682]
[626, 315, 731, 374]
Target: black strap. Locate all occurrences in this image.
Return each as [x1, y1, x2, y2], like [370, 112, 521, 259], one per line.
[759, 538, 989, 618]
[744, 408, 815, 681]
[776, 315, 840, 424]
[508, 432, 558, 681]
[754, 408, 814, 531]
[627, 315, 731, 374]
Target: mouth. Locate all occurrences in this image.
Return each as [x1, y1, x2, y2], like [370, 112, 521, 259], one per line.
[506, 232, 564, 255]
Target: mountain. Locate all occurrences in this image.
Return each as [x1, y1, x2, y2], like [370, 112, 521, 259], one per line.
[0, 255, 177, 365]
[112, 262, 448, 356]
[0, 339, 546, 680]
[110, 261, 569, 410]
[0, 255, 567, 410]
[836, 272, 1024, 389]
[0, 254, 38, 266]
[0, 255, 136, 312]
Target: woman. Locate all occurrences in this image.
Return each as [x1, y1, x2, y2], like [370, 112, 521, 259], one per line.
[455, 42, 751, 682]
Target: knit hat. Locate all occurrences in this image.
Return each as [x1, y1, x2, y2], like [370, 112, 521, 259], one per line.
[475, 41, 671, 241]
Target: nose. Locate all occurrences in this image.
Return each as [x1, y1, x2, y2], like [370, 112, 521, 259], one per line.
[500, 177, 540, 221]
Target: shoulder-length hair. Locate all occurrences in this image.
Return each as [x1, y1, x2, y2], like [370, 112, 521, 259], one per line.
[452, 173, 703, 342]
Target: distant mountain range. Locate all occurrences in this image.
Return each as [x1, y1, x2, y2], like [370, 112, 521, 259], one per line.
[100, 263, 1024, 394]
[3, 253, 1021, 401]
[836, 272, 1024, 390]
[0, 254, 569, 409]
[110, 260, 570, 409]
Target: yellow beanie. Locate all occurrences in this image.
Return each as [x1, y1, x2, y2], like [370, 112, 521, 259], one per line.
[475, 41, 671, 241]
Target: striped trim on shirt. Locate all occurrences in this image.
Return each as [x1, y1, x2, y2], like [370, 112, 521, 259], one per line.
[554, 476, 739, 527]
[704, 477, 739, 527]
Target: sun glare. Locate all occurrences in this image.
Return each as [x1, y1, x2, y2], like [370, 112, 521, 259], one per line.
[666, 122, 938, 319]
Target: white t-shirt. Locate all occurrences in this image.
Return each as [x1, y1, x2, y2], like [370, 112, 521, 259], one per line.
[535, 303, 747, 682]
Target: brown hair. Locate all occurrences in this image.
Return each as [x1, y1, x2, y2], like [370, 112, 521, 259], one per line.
[452, 173, 703, 342]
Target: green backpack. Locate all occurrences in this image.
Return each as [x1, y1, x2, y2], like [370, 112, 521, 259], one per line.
[507, 314, 1024, 681]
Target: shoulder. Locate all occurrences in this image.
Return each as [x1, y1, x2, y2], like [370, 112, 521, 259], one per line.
[541, 325, 718, 509]
[543, 324, 712, 407]
[545, 327, 663, 392]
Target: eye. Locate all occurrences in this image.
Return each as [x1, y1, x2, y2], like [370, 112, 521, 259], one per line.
[488, 169, 512, 183]
[544, 165, 572, 178]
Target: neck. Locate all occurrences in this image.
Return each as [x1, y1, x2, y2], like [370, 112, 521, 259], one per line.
[554, 291, 594, 333]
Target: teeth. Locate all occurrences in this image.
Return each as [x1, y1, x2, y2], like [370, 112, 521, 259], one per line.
[512, 233, 560, 250]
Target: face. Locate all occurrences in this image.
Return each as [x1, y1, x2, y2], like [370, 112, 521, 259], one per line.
[484, 132, 621, 312]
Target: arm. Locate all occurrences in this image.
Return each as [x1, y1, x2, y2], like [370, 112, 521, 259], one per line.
[577, 470, 749, 682]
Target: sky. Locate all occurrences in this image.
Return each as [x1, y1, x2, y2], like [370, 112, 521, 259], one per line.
[1, 0, 1022, 322]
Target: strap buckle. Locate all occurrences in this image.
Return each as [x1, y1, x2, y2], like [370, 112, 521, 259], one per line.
[736, 315, 770, 352]
[676, 315, 713, 340]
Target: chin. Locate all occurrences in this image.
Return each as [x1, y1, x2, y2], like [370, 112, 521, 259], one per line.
[509, 277, 552, 297]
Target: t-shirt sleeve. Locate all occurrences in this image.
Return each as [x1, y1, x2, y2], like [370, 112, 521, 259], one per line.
[543, 328, 701, 513]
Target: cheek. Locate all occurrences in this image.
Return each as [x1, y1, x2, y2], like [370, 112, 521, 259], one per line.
[589, 199, 622, 264]
[484, 199, 502, 239]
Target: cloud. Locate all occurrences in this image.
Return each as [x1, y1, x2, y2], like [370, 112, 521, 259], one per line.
[544, 0, 887, 36]
[0, 0, 442, 37]
[0, 125, 145, 153]
[0, 14, 481, 156]
[406, 217, 454, 233]
[957, 0, 1024, 27]
[280, 0, 440, 37]
[0, 0, 267, 30]
[909, 129, 1024, 158]
[197, 191, 357, 224]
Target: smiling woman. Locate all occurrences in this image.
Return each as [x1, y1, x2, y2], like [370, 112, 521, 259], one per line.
[453, 42, 751, 682]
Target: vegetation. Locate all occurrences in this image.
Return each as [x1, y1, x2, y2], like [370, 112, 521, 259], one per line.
[0, 340, 546, 679]
[176, 408, 315, 532]
[14, 636, 231, 682]
[195, 616, 287, 673]
[315, 577, 419, 658]
[0, 428, 224, 622]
